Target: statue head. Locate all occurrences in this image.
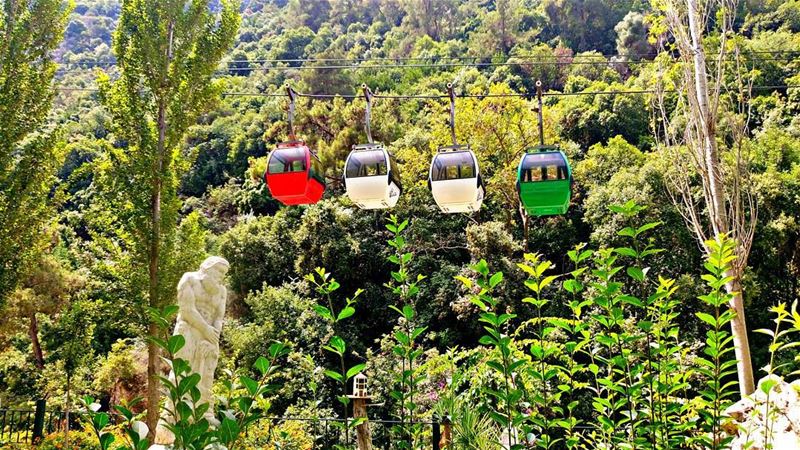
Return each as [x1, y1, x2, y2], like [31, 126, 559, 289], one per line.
[199, 256, 230, 285]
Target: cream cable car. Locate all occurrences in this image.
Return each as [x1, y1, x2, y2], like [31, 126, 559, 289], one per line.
[343, 85, 402, 209]
[428, 83, 485, 213]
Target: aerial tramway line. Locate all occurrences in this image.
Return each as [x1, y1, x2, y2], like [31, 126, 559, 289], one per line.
[264, 80, 574, 216]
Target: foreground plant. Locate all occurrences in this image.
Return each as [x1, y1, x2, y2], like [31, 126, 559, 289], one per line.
[217, 341, 291, 449]
[518, 253, 560, 449]
[82, 396, 150, 450]
[693, 235, 741, 449]
[457, 259, 528, 450]
[83, 305, 289, 450]
[306, 267, 366, 449]
[384, 215, 426, 449]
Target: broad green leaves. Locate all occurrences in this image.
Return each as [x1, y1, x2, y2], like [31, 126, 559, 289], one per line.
[385, 215, 427, 448]
[307, 265, 365, 440]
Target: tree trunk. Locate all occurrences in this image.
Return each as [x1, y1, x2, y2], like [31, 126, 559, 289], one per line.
[65, 374, 71, 448]
[146, 96, 168, 439]
[686, 0, 755, 396]
[145, 166, 163, 437]
[686, 0, 728, 236]
[146, 17, 176, 437]
[28, 312, 45, 370]
[145, 322, 161, 439]
[725, 274, 755, 396]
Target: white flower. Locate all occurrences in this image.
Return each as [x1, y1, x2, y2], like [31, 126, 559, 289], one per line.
[89, 403, 102, 412]
[132, 420, 149, 440]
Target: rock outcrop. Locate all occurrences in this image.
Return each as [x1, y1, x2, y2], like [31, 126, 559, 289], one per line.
[725, 375, 800, 450]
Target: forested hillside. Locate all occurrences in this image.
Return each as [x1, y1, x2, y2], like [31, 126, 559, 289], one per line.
[2, 0, 800, 448]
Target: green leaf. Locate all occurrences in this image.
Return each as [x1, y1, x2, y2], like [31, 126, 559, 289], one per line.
[313, 304, 333, 321]
[346, 363, 366, 379]
[329, 336, 346, 354]
[615, 247, 637, 257]
[114, 405, 133, 421]
[696, 312, 718, 327]
[397, 219, 409, 232]
[324, 370, 344, 382]
[627, 267, 645, 281]
[239, 376, 258, 396]
[253, 356, 271, 376]
[167, 335, 185, 355]
[268, 341, 289, 359]
[402, 305, 415, 320]
[473, 259, 489, 276]
[454, 275, 473, 289]
[760, 378, 779, 394]
[636, 221, 662, 235]
[219, 417, 240, 444]
[162, 304, 179, 319]
[337, 306, 356, 321]
[99, 433, 115, 450]
[411, 326, 427, 340]
[93, 412, 110, 430]
[489, 271, 503, 288]
[394, 330, 410, 345]
[563, 279, 583, 294]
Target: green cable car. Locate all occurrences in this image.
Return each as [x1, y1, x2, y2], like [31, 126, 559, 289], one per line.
[516, 146, 573, 217]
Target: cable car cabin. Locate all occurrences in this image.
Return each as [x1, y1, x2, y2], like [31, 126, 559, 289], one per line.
[428, 147, 485, 213]
[516, 150, 572, 217]
[264, 142, 325, 205]
[343, 144, 402, 209]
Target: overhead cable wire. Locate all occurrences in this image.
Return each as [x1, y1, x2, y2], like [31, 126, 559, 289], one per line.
[52, 50, 800, 76]
[54, 84, 800, 99]
[55, 56, 800, 75]
[54, 49, 800, 67]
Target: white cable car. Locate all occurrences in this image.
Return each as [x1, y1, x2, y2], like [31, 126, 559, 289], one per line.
[428, 146, 485, 213]
[344, 143, 402, 209]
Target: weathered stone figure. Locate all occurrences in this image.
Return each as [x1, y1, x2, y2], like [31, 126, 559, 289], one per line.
[154, 256, 229, 445]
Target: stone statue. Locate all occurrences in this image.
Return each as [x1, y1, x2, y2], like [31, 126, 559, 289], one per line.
[154, 256, 229, 445]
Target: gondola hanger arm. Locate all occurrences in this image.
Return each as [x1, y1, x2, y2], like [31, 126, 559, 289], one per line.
[285, 83, 297, 141]
[447, 82, 458, 147]
[362, 84, 374, 144]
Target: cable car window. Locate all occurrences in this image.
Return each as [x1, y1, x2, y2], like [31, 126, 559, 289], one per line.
[522, 153, 567, 182]
[269, 147, 307, 174]
[346, 150, 388, 178]
[432, 151, 476, 181]
[388, 154, 402, 187]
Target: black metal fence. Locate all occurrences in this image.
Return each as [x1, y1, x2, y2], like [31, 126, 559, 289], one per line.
[0, 407, 446, 449]
[259, 416, 444, 449]
[0, 402, 69, 446]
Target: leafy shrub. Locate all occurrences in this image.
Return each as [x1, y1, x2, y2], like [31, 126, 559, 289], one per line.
[37, 428, 99, 450]
[238, 419, 314, 450]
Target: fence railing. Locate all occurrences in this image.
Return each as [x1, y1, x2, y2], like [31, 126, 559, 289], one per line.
[0, 403, 68, 445]
[259, 416, 445, 449]
[0, 407, 447, 449]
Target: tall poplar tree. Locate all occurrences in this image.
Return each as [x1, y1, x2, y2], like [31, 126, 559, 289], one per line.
[96, 0, 239, 434]
[655, 0, 757, 396]
[0, 0, 72, 304]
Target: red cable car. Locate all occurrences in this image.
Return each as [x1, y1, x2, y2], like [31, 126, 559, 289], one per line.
[264, 141, 325, 205]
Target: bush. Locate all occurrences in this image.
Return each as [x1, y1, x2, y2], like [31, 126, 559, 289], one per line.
[238, 419, 314, 450]
[36, 428, 99, 450]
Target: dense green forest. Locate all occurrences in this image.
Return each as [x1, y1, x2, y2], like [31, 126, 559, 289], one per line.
[2, 0, 800, 448]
